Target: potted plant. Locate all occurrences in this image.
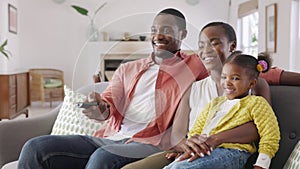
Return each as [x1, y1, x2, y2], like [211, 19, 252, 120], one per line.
[71, 2, 107, 41]
[0, 40, 10, 59]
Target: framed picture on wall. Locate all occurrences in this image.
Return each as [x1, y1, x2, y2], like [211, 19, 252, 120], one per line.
[8, 4, 17, 34]
[265, 3, 277, 53]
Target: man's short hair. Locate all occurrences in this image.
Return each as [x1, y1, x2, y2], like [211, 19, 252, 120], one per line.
[158, 8, 186, 30]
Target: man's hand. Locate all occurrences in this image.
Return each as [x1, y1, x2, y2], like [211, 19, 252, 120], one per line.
[82, 92, 110, 121]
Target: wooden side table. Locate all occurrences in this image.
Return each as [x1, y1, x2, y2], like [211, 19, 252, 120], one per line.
[0, 71, 30, 120]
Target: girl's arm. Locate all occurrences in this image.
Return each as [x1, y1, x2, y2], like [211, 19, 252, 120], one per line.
[252, 97, 280, 168]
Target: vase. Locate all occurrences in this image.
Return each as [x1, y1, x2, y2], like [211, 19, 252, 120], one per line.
[87, 20, 99, 41]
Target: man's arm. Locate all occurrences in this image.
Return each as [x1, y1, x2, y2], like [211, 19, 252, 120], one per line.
[82, 64, 127, 121]
[82, 92, 110, 121]
[280, 70, 300, 85]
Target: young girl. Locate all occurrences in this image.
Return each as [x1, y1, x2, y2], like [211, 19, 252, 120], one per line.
[163, 52, 280, 169]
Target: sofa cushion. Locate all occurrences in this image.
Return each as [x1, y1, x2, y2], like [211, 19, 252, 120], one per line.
[284, 141, 300, 169]
[51, 85, 107, 136]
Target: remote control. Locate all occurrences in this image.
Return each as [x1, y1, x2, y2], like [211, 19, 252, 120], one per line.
[76, 101, 99, 108]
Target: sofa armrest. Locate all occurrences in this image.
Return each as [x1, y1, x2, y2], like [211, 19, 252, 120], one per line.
[0, 104, 61, 168]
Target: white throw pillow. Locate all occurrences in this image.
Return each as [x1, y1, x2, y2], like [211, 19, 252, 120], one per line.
[284, 141, 300, 169]
[51, 85, 107, 136]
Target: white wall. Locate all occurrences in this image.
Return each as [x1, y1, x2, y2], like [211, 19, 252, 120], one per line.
[0, 0, 20, 72]
[290, 0, 300, 72]
[1, 0, 229, 89]
[2, 0, 298, 89]
[259, 0, 292, 70]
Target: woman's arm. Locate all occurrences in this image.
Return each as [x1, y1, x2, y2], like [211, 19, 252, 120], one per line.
[170, 87, 191, 150]
[206, 121, 259, 148]
[253, 78, 271, 104]
[177, 122, 259, 162]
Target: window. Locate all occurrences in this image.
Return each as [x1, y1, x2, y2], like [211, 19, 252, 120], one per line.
[290, 0, 300, 71]
[237, 0, 259, 56]
[238, 12, 259, 56]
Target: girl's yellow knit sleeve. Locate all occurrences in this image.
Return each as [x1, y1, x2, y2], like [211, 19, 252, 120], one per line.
[188, 102, 211, 138]
[251, 96, 280, 158]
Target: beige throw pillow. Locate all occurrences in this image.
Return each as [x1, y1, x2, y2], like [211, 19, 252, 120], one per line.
[51, 85, 107, 136]
[284, 141, 300, 169]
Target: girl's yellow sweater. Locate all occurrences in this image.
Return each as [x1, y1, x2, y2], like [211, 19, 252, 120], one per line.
[188, 95, 280, 158]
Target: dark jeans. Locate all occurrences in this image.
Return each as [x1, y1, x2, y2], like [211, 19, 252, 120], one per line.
[163, 148, 251, 169]
[17, 135, 161, 169]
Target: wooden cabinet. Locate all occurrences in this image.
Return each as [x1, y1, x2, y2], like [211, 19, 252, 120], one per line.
[0, 71, 30, 120]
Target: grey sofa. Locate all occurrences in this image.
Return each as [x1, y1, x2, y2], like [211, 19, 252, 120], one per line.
[245, 85, 300, 169]
[0, 84, 299, 169]
[0, 82, 109, 168]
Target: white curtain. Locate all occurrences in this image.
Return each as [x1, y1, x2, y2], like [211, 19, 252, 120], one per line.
[290, 0, 300, 71]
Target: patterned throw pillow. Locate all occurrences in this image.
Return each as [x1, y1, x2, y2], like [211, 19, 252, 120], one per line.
[284, 141, 300, 169]
[51, 85, 107, 135]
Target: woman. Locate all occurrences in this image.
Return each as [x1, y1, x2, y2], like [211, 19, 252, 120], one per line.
[164, 51, 280, 169]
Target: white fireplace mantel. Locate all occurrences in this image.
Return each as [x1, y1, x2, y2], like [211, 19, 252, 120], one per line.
[86, 41, 152, 80]
[87, 41, 152, 56]
[85, 41, 197, 81]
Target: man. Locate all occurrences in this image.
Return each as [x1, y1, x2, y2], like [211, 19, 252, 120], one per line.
[17, 8, 207, 169]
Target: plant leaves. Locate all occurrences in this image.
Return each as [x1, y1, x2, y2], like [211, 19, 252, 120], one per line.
[0, 40, 9, 59]
[0, 40, 7, 48]
[1, 50, 9, 59]
[94, 2, 107, 17]
[71, 5, 89, 16]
